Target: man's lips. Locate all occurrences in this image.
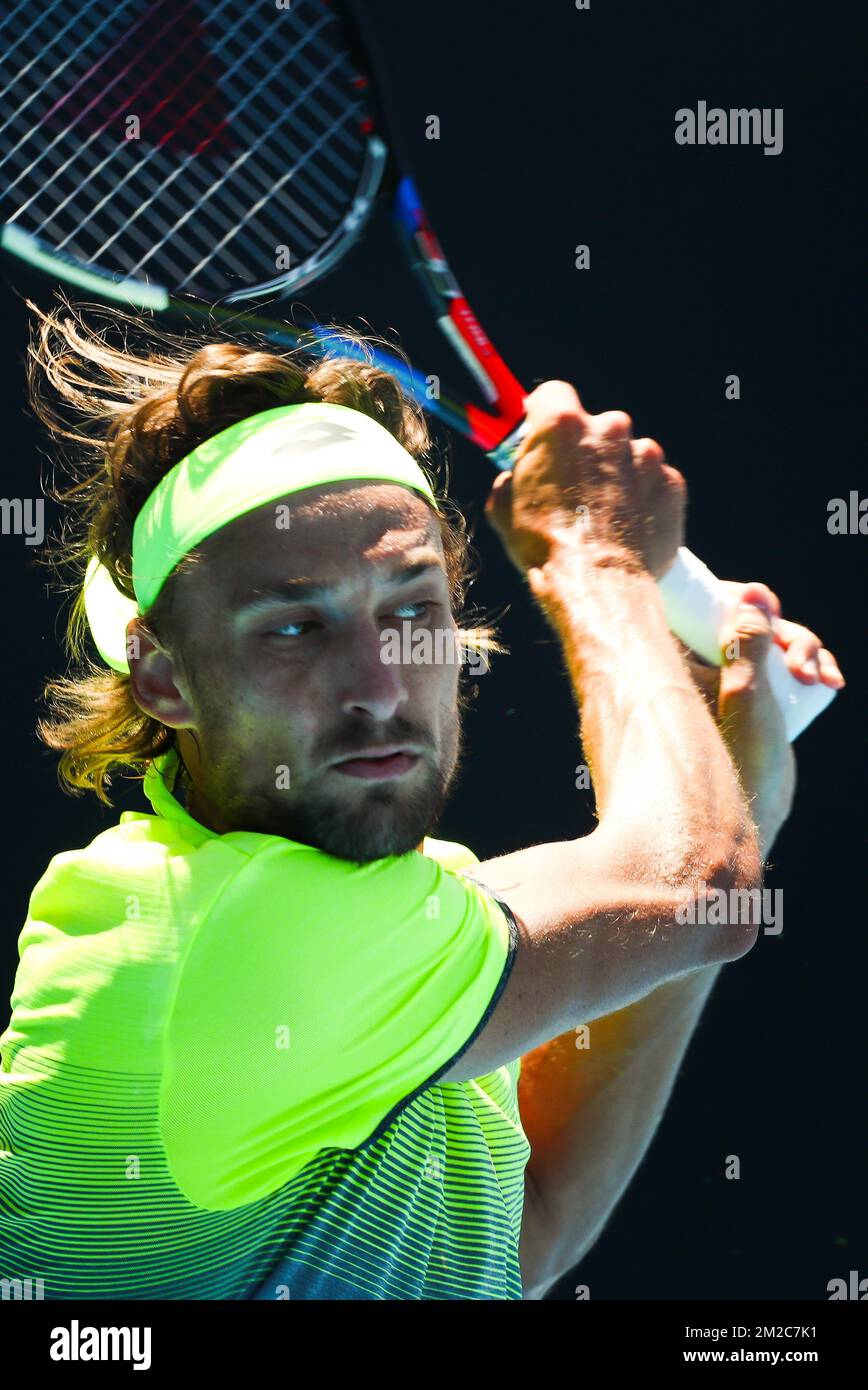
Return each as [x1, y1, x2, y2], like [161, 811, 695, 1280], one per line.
[330, 746, 422, 780]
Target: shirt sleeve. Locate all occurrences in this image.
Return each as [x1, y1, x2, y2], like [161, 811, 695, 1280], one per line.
[159, 840, 519, 1210]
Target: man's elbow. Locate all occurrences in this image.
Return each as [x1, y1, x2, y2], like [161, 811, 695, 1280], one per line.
[521, 1213, 606, 1300]
[519, 1174, 609, 1299]
[520, 1174, 565, 1298]
[697, 824, 765, 963]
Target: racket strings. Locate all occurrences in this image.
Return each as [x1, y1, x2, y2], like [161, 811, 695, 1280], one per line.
[132, 51, 362, 292]
[0, 0, 373, 300]
[3, 0, 203, 189]
[64, 11, 335, 278]
[0, 0, 138, 132]
[5, 0, 332, 225]
[6, 0, 243, 255]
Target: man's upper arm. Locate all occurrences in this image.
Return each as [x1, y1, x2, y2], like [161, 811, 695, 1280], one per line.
[436, 832, 751, 1086]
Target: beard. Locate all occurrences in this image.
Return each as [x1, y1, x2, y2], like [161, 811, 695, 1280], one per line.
[260, 742, 463, 863]
[184, 707, 466, 865]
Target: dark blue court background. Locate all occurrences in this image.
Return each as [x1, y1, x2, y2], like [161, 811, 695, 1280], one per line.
[0, 0, 863, 1301]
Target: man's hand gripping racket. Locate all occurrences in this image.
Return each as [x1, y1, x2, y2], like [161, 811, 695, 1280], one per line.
[484, 382, 841, 741]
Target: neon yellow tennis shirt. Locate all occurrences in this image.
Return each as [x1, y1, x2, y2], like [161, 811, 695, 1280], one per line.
[0, 747, 530, 1299]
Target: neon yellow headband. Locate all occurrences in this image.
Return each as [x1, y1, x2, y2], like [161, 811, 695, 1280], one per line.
[83, 402, 440, 674]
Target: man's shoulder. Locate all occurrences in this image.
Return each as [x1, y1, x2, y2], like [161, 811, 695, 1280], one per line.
[27, 812, 256, 925]
[25, 819, 485, 951]
[421, 834, 479, 874]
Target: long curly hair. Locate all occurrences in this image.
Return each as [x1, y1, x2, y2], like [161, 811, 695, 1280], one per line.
[26, 296, 508, 805]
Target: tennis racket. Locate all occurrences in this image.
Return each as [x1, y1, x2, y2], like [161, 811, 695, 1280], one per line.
[0, 0, 834, 738]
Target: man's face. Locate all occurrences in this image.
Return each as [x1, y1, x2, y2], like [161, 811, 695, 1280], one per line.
[138, 482, 466, 863]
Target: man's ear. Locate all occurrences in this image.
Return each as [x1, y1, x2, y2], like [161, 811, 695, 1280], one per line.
[126, 619, 196, 729]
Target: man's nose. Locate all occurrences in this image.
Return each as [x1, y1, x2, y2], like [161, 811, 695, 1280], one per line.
[337, 622, 411, 720]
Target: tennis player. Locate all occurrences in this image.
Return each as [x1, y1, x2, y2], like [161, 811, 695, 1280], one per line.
[0, 305, 842, 1300]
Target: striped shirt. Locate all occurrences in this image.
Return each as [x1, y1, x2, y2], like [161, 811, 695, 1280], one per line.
[0, 748, 530, 1299]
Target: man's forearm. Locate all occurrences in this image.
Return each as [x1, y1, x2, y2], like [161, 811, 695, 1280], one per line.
[516, 549, 763, 1293]
[529, 542, 759, 891]
[519, 764, 788, 1297]
[519, 958, 724, 1296]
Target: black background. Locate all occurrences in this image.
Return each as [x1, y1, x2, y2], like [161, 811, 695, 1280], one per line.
[0, 0, 863, 1301]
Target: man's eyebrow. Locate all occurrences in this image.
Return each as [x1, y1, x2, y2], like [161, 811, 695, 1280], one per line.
[233, 559, 447, 616]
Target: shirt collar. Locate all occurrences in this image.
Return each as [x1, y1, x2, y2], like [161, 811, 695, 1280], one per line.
[142, 746, 218, 840]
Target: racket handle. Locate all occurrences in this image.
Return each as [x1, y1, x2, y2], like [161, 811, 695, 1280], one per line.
[487, 428, 835, 741]
[658, 548, 835, 741]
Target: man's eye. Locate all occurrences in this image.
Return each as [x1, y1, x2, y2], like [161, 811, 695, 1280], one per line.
[267, 603, 436, 640]
[391, 601, 436, 621]
[268, 619, 320, 639]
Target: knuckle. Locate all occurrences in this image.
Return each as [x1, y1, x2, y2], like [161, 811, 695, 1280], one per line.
[538, 407, 585, 442]
[549, 403, 584, 428]
[528, 380, 583, 417]
[633, 436, 664, 461]
[596, 409, 633, 438]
